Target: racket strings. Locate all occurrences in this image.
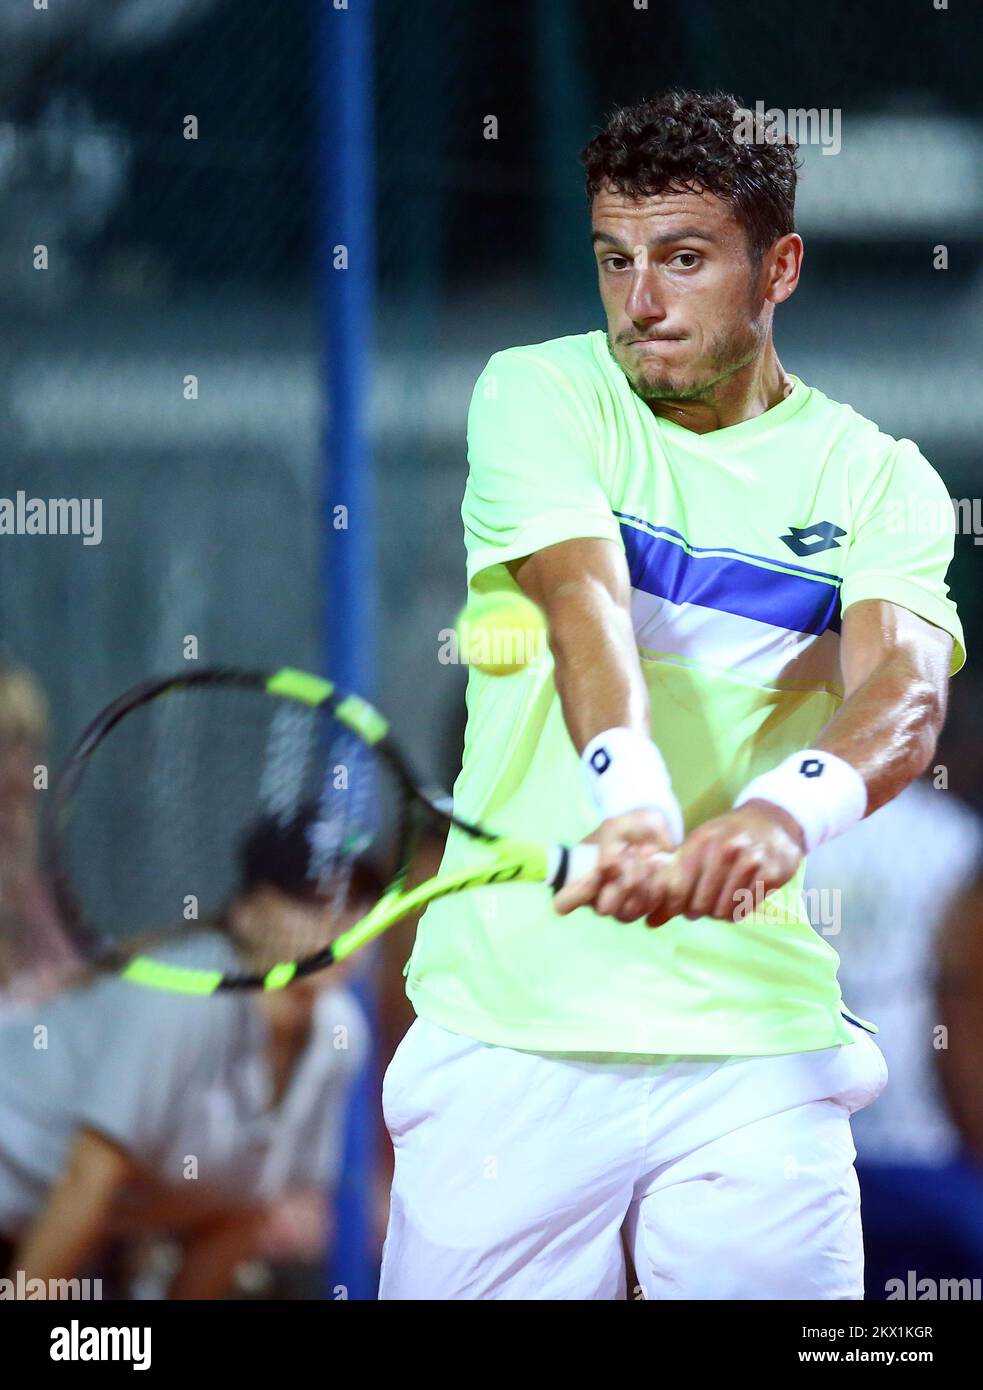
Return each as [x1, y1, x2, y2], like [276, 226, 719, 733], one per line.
[258, 700, 317, 827]
[58, 686, 406, 978]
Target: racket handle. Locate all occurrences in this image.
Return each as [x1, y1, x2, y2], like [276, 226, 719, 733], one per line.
[547, 842, 600, 890]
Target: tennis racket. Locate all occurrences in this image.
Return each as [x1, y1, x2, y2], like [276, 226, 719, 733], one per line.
[44, 667, 599, 995]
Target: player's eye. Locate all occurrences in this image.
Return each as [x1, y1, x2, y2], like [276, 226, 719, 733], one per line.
[670, 251, 701, 269]
[601, 255, 631, 272]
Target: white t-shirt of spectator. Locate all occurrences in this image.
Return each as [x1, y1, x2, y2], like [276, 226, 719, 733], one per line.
[805, 780, 983, 1165]
[0, 931, 368, 1237]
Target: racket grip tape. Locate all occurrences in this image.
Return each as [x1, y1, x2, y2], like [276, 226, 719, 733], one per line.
[547, 842, 600, 890]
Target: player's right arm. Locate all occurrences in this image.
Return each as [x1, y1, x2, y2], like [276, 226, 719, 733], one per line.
[464, 345, 682, 914]
[508, 539, 678, 917]
[507, 539, 645, 753]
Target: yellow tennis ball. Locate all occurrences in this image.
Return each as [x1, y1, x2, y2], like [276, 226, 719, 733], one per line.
[455, 592, 548, 676]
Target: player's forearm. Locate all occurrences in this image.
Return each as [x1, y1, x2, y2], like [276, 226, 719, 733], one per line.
[816, 654, 947, 815]
[509, 538, 679, 839]
[544, 576, 649, 752]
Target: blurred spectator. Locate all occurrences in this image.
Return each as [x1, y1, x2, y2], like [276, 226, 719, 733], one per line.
[805, 777, 983, 1299]
[0, 811, 378, 1299]
[0, 665, 79, 1005]
[936, 863, 983, 1185]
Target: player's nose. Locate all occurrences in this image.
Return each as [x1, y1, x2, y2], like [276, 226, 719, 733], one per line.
[624, 267, 668, 329]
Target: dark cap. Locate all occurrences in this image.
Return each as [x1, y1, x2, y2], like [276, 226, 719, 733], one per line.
[238, 803, 385, 903]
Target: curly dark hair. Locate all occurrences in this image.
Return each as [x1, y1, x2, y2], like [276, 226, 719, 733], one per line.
[581, 90, 799, 264]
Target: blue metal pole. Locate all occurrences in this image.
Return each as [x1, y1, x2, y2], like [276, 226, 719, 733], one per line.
[316, 0, 378, 1301]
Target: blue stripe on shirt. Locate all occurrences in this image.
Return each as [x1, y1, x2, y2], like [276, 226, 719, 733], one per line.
[620, 520, 842, 636]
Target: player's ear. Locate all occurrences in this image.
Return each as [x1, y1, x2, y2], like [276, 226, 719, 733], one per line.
[764, 233, 803, 305]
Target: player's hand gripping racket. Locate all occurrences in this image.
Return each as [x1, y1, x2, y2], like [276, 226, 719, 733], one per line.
[44, 667, 599, 995]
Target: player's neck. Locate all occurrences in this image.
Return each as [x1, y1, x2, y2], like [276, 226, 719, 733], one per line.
[646, 350, 791, 436]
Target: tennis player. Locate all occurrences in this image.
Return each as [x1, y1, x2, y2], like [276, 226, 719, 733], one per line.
[379, 90, 964, 1300]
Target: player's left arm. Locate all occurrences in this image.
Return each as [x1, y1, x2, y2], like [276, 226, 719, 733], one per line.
[661, 598, 951, 926]
[805, 598, 952, 812]
[557, 598, 952, 925]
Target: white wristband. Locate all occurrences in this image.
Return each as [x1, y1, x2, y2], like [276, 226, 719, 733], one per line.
[733, 749, 867, 853]
[581, 727, 684, 843]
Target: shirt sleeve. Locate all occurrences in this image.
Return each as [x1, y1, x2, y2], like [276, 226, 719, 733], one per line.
[840, 438, 966, 674]
[462, 347, 623, 588]
[75, 981, 223, 1169]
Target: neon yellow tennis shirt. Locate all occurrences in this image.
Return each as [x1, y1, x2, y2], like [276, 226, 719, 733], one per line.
[406, 330, 965, 1056]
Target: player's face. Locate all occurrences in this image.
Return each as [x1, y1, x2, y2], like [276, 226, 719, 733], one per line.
[591, 184, 771, 404]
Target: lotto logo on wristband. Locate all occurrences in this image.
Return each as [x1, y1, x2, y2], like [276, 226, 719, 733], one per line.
[590, 748, 612, 775]
[799, 758, 825, 778]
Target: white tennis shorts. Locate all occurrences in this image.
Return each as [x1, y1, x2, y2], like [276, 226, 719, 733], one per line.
[379, 1016, 888, 1300]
